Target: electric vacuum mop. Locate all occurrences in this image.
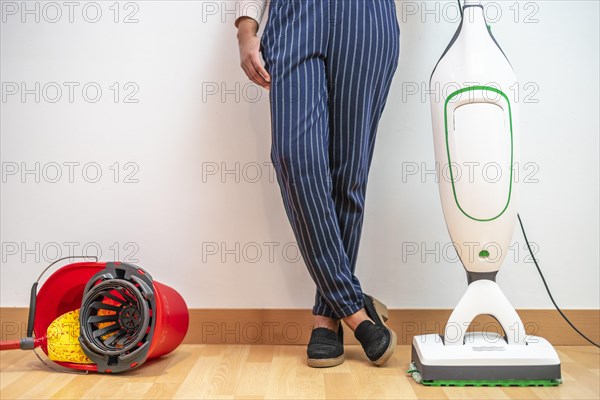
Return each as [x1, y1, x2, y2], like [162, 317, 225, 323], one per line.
[409, 0, 561, 386]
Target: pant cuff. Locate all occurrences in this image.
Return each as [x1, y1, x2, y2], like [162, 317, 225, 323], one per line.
[312, 303, 338, 319]
[333, 298, 365, 319]
[312, 296, 365, 319]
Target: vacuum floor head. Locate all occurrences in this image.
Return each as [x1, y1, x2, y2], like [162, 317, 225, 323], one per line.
[410, 333, 561, 386]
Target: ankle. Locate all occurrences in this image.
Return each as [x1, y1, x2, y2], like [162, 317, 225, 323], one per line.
[313, 316, 340, 331]
[342, 308, 374, 332]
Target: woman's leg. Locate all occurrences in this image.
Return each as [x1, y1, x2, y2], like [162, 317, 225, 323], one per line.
[261, 0, 364, 319]
[313, 0, 401, 318]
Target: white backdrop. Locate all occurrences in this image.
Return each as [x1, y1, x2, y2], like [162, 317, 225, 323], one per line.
[1, 1, 598, 310]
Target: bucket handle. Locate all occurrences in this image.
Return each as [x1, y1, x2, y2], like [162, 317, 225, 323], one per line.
[26, 255, 99, 339]
[25, 255, 99, 374]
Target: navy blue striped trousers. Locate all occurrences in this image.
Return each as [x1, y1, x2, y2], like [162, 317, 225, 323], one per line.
[260, 0, 400, 319]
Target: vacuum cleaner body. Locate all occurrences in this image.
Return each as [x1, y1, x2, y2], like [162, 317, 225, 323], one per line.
[411, 0, 561, 386]
[431, 4, 518, 275]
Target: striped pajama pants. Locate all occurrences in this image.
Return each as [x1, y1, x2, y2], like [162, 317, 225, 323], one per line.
[259, 0, 400, 319]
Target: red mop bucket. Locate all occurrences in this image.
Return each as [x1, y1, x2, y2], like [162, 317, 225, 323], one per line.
[1, 257, 189, 373]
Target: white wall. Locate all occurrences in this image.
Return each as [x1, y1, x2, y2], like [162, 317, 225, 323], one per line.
[1, 1, 598, 310]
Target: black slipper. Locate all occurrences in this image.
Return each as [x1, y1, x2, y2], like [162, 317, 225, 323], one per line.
[307, 323, 344, 368]
[354, 294, 397, 366]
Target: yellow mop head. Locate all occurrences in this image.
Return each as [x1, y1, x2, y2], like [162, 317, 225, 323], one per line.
[46, 309, 93, 364]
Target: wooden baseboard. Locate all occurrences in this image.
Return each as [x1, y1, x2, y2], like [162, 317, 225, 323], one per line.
[1, 308, 598, 346]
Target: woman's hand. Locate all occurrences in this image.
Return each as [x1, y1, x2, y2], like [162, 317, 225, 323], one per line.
[237, 18, 271, 90]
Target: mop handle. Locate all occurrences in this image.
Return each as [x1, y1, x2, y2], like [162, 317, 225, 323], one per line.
[3, 255, 99, 351]
[26, 282, 38, 338]
[26, 255, 98, 338]
[0, 281, 41, 350]
[0, 340, 20, 350]
[0, 337, 44, 351]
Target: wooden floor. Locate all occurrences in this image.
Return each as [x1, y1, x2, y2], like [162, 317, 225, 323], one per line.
[1, 345, 598, 399]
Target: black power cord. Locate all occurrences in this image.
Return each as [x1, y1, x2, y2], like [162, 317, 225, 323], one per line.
[517, 213, 600, 348]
